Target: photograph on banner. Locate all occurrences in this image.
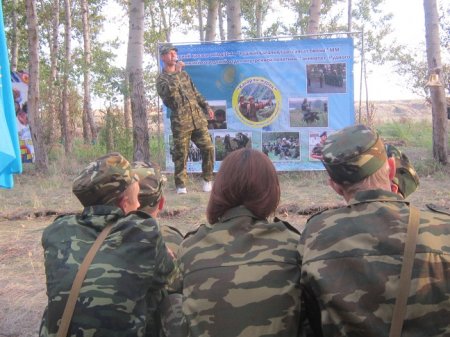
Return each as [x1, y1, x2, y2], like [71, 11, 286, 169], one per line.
[160, 38, 354, 172]
[309, 130, 334, 161]
[262, 132, 301, 161]
[214, 131, 252, 161]
[11, 71, 34, 163]
[207, 100, 228, 130]
[306, 63, 346, 94]
[289, 97, 328, 127]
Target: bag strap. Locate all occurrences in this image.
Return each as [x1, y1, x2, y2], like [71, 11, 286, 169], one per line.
[56, 224, 114, 337]
[389, 206, 420, 337]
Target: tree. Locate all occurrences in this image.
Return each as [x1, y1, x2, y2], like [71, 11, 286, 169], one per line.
[424, 0, 448, 164]
[81, 0, 97, 143]
[61, 0, 73, 155]
[127, 0, 150, 161]
[307, 0, 322, 34]
[205, 0, 220, 41]
[25, 0, 48, 171]
[10, 0, 19, 71]
[226, 0, 242, 40]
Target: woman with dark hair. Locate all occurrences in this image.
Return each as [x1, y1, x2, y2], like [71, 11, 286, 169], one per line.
[177, 148, 302, 337]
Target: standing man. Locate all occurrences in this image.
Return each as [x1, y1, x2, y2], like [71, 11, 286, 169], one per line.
[156, 43, 214, 194]
[299, 124, 450, 337]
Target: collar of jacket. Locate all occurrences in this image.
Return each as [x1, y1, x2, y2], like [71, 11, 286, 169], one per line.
[218, 205, 263, 223]
[348, 189, 408, 206]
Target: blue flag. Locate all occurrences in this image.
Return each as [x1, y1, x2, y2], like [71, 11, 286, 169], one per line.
[0, 0, 22, 189]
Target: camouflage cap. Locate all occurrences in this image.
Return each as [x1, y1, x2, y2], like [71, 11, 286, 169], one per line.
[72, 152, 138, 207]
[321, 124, 387, 184]
[160, 43, 178, 55]
[131, 161, 167, 210]
[385, 144, 420, 198]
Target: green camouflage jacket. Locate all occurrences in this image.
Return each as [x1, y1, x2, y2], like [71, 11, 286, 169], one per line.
[178, 206, 302, 337]
[299, 189, 450, 337]
[39, 205, 176, 337]
[156, 70, 209, 133]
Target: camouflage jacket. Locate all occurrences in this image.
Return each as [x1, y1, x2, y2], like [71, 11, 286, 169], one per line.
[156, 70, 209, 133]
[178, 206, 302, 337]
[39, 205, 176, 337]
[299, 189, 450, 337]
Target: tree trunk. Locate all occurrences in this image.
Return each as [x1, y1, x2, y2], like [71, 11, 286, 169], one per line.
[158, 0, 171, 42]
[218, 1, 225, 40]
[81, 0, 97, 143]
[25, 0, 48, 172]
[307, 0, 321, 35]
[48, 0, 60, 145]
[128, 0, 150, 161]
[198, 0, 204, 41]
[205, 0, 219, 41]
[123, 75, 132, 130]
[255, 0, 262, 38]
[423, 0, 448, 164]
[226, 0, 242, 40]
[61, 0, 73, 155]
[10, 0, 19, 71]
[347, 0, 352, 32]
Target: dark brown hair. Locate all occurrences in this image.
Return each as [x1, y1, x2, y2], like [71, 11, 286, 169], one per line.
[206, 148, 280, 224]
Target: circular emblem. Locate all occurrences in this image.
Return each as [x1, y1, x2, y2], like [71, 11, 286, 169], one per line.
[232, 77, 281, 128]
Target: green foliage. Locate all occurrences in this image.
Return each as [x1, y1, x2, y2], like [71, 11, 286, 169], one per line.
[97, 109, 134, 159]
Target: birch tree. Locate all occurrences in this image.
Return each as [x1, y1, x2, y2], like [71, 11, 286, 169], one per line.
[205, 0, 220, 41]
[127, 0, 150, 161]
[307, 0, 321, 34]
[61, 0, 73, 154]
[25, 0, 48, 171]
[226, 0, 242, 40]
[81, 0, 97, 143]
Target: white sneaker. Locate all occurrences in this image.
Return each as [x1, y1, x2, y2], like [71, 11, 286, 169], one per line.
[176, 187, 187, 194]
[202, 180, 212, 192]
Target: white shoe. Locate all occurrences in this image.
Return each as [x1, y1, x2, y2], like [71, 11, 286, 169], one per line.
[202, 180, 212, 192]
[176, 187, 187, 194]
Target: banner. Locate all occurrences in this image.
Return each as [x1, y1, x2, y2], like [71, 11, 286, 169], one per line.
[162, 38, 354, 172]
[0, 1, 22, 189]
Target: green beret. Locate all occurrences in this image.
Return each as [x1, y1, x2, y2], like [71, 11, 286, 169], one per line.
[72, 152, 137, 207]
[385, 144, 419, 198]
[160, 43, 178, 55]
[132, 161, 167, 209]
[322, 124, 387, 184]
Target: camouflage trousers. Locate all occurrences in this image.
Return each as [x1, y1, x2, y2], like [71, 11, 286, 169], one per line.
[172, 127, 214, 188]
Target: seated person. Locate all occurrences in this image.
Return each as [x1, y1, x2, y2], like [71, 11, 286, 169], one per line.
[177, 148, 302, 337]
[39, 152, 176, 337]
[299, 125, 450, 337]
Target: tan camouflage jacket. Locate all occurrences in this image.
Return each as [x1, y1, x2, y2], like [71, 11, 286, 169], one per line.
[156, 70, 209, 133]
[178, 206, 302, 337]
[299, 189, 450, 337]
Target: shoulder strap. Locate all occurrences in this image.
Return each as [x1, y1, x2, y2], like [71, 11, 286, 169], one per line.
[389, 206, 420, 337]
[56, 224, 114, 337]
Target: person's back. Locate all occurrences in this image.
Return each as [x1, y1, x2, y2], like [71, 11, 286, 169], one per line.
[178, 149, 302, 337]
[39, 153, 175, 337]
[299, 125, 450, 337]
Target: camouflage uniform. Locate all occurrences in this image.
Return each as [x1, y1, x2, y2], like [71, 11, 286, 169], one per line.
[178, 206, 302, 337]
[39, 153, 176, 337]
[132, 161, 187, 337]
[156, 66, 214, 188]
[299, 125, 450, 336]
